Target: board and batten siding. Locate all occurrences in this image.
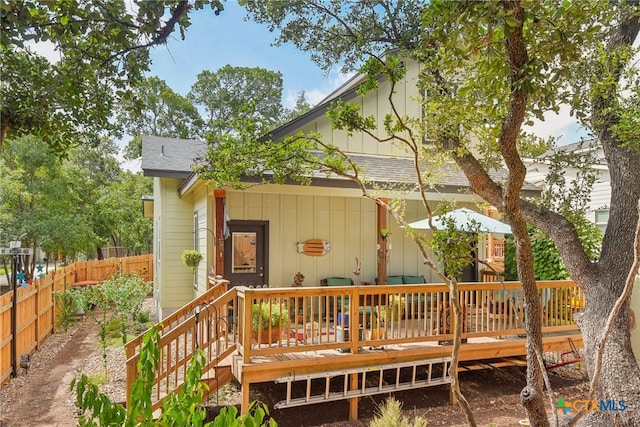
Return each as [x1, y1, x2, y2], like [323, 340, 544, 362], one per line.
[295, 60, 422, 157]
[226, 187, 456, 287]
[154, 177, 200, 319]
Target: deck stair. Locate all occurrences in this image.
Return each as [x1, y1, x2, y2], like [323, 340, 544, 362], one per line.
[202, 357, 235, 395]
[273, 356, 452, 409]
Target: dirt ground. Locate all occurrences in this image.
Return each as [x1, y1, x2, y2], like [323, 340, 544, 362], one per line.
[0, 315, 588, 427]
[230, 362, 588, 427]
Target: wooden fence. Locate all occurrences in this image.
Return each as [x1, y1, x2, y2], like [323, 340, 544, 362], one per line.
[0, 254, 153, 387]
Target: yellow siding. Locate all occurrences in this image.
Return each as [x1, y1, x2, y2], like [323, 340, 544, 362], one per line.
[192, 183, 213, 297]
[155, 177, 199, 317]
[297, 58, 423, 157]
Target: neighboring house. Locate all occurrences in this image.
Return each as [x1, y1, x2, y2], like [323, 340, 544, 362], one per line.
[141, 59, 536, 318]
[524, 140, 611, 233]
[525, 141, 640, 364]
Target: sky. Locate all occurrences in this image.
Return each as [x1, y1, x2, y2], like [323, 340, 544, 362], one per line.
[148, 3, 350, 110]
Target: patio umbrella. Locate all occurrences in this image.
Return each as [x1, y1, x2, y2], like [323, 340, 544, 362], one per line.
[406, 208, 512, 234]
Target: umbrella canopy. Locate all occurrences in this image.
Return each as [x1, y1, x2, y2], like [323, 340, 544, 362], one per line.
[406, 208, 512, 234]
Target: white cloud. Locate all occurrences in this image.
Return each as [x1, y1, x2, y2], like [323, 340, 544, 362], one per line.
[25, 40, 60, 64]
[525, 103, 589, 146]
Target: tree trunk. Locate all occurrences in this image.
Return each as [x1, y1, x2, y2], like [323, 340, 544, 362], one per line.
[575, 280, 640, 426]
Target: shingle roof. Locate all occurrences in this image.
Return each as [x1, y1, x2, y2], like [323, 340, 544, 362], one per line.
[141, 136, 539, 194]
[141, 135, 207, 178]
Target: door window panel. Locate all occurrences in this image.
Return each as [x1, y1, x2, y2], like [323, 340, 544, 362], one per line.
[232, 232, 257, 273]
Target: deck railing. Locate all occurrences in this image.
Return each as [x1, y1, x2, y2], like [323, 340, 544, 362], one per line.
[125, 279, 583, 411]
[238, 280, 582, 360]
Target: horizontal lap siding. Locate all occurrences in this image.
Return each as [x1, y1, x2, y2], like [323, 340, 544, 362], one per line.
[157, 178, 195, 314]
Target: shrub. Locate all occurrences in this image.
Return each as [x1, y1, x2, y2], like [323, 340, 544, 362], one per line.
[252, 301, 289, 331]
[55, 286, 89, 332]
[369, 397, 427, 427]
[505, 216, 601, 280]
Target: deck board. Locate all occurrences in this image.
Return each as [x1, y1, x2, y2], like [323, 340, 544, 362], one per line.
[234, 333, 583, 384]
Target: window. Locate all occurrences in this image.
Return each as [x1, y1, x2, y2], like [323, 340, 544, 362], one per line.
[232, 232, 257, 273]
[595, 209, 609, 235]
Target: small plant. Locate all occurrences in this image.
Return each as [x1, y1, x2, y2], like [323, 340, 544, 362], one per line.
[251, 301, 289, 331]
[211, 401, 277, 427]
[382, 294, 406, 322]
[136, 310, 151, 324]
[72, 326, 278, 426]
[182, 249, 203, 269]
[369, 397, 427, 427]
[55, 286, 89, 332]
[87, 372, 109, 386]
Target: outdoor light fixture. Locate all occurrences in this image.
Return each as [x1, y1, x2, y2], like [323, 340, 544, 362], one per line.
[141, 195, 154, 218]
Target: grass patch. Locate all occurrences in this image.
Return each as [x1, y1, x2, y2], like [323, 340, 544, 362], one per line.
[106, 337, 125, 347]
[87, 372, 109, 386]
[370, 397, 427, 427]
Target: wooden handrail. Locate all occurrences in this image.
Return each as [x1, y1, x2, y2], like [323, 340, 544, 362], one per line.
[124, 279, 229, 359]
[125, 282, 237, 412]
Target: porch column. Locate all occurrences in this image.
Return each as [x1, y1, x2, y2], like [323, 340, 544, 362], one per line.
[214, 190, 226, 276]
[377, 198, 388, 285]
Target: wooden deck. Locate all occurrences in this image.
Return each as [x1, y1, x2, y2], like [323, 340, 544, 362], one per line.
[124, 280, 584, 418]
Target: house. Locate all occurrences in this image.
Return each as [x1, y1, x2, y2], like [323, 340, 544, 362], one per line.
[524, 141, 640, 365]
[141, 60, 537, 319]
[525, 139, 611, 233]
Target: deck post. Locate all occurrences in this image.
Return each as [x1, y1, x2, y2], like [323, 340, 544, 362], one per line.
[348, 372, 359, 420]
[377, 199, 388, 285]
[214, 190, 225, 275]
[241, 380, 250, 415]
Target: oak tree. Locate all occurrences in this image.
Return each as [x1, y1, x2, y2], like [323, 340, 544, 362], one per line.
[1, 0, 223, 156]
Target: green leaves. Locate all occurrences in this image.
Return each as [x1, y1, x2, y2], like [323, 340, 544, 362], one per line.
[505, 217, 602, 281]
[72, 374, 127, 427]
[252, 301, 289, 331]
[73, 324, 278, 426]
[211, 401, 277, 427]
[188, 65, 285, 135]
[327, 100, 377, 135]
